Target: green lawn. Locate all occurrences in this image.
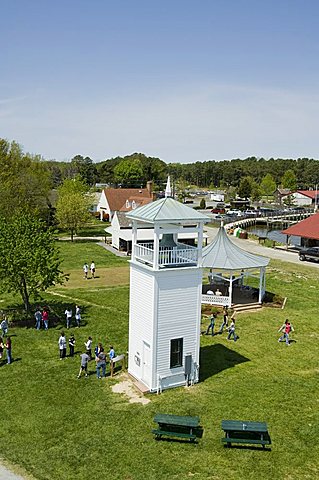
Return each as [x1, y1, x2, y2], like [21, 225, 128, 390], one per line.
[57, 240, 127, 270]
[0, 252, 318, 480]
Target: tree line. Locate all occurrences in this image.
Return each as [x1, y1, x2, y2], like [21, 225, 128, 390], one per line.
[0, 136, 318, 311]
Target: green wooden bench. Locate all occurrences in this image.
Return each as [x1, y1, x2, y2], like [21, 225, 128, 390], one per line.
[152, 414, 203, 442]
[221, 420, 271, 449]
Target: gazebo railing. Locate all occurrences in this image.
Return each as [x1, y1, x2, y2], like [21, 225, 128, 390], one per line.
[201, 294, 230, 307]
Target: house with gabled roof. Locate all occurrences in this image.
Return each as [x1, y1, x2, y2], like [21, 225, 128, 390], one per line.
[291, 190, 319, 207]
[97, 181, 153, 221]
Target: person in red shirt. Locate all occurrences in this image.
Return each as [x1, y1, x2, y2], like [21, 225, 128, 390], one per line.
[278, 319, 294, 346]
[42, 308, 49, 330]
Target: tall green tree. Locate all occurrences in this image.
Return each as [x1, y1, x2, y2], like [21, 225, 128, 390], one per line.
[281, 169, 297, 191]
[260, 173, 276, 200]
[55, 177, 93, 241]
[0, 138, 52, 219]
[71, 155, 97, 185]
[0, 214, 66, 312]
[238, 176, 253, 199]
[114, 158, 144, 187]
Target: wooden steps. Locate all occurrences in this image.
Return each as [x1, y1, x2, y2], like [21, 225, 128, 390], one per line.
[128, 373, 150, 394]
[233, 302, 262, 313]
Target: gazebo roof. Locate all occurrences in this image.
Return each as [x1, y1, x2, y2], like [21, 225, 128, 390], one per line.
[126, 197, 211, 224]
[202, 227, 270, 270]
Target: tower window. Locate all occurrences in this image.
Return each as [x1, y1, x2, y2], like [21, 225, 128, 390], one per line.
[170, 338, 183, 368]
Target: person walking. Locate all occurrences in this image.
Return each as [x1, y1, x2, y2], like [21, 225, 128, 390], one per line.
[64, 307, 72, 329]
[42, 308, 49, 330]
[85, 336, 92, 359]
[69, 333, 76, 357]
[90, 261, 96, 279]
[5, 336, 12, 364]
[1, 316, 8, 336]
[77, 351, 89, 378]
[206, 313, 217, 336]
[58, 332, 67, 360]
[96, 348, 107, 378]
[83, 262, 89, 279]
[0, 337, 4, 360]
[219, 307, 229, 334]
[34, 308, 42, 330]
[227, 319, 239, 341]
[278, 319, 294, 346]
[75, 305, 81, 328]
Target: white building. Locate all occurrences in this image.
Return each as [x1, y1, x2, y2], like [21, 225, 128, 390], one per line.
[126, 197, 210, 393]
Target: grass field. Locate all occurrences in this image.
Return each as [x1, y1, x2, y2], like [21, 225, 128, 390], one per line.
[0, 242, 318, 480]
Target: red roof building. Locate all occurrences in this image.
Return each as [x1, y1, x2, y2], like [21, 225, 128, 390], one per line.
[97, 182, 153, 221]
[282, 213, 319, 246]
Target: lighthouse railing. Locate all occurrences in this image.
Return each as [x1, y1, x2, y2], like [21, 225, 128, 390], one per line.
[134, 242, 198, 267]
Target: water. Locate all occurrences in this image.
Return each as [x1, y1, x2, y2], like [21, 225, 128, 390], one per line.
[246, 225, 301, 246]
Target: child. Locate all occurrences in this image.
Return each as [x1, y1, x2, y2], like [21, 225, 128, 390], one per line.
[69, 334, 76, 357]
[206, 313, 217, 336]
[90, 261, 96, 279]
[34, 308, 42, 330]
[75, 305, 81, 327]
[83, 263, 89, 279]
[278, 319, 294, 346]
[227, 319, 239, 341]
[85, 336, 92, 359]
[78, 352, 89, 378]
[0, 317, 8, 336]
[6, 336, 12, 364]
[42, 308, 49, 330]
[58, 332, 67, 360]
[109, 345, 115, 361]
[64, 307, 72, 329]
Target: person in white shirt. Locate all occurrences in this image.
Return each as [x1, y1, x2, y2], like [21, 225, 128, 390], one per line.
[75, 305, 81, 327]
[58, 332, 67, 360]
[85, 336, 92, 359]
[90, 261, 95, 279]
[215, 288, 222, 296]
[64, 308, 72, 329]
[83, 263, 89, 279]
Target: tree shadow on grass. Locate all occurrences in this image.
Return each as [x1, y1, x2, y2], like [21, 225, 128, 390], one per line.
[200, 344, 250, 382]
[5, 299, 91, 329]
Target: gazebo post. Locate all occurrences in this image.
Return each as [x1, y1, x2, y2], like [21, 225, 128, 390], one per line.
[229, 274, 233, 307]
[258, 267, 265, 303]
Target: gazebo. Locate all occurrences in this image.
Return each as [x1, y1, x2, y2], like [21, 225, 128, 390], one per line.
[201, 226, 270, 307]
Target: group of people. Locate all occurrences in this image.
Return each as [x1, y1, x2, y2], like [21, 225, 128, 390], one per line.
[205, 307, 239, 341]
[57, 331, 115, 379]
[0, 316, 11, 364]
[64, 305, 81, 329]
[204, 307, 296, 346]
[83, 261, 96, 280]
[34, 307, 49, 330]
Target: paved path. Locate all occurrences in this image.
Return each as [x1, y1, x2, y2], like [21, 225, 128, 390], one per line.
[0, 465, 26, 480]
[204, 226, 319, 268]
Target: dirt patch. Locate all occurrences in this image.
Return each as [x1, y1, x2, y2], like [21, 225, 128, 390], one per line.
[112, 377, 150, 405]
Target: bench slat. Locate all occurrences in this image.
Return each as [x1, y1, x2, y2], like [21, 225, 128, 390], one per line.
[154, 414, 199, 428]
[222, 437, 271, 445]
[152, 429, 196, 440]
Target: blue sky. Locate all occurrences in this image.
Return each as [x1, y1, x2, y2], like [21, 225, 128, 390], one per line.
[1, 0, 319, 163]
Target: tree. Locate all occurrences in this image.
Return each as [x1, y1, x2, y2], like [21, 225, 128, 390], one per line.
[0, 213, 66, 312]
[71, 155, 97, 185]
[55, 177, 93, 241]
[199, 198, 206, 209]
[238, 176, 253, 199]
[0, 138, 52, 219]
[281, 169, 297, 191]
[260, 174, 276, 200]
[114, 158, 144, 186]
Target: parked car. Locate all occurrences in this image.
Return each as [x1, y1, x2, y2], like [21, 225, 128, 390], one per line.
[211, 207, 226, 214]
[227, 209, 242, 217]
[299, 247, 319, 262]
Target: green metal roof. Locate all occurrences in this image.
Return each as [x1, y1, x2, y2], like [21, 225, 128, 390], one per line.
[126, 197, 211, 224]
[202, 226, 270, 270]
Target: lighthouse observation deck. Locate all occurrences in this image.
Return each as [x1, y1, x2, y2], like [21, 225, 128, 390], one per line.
[134, 242, 198, 268]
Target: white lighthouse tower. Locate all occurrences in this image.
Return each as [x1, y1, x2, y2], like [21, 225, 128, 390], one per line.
[126, 197, 210, 392]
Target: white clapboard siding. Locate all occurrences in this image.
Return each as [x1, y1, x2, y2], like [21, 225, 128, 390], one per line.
[128, 263, 155, 383]
[155, 269, 202, 381]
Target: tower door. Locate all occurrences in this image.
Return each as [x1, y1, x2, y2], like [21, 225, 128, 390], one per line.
[142, 341, 151, 386]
